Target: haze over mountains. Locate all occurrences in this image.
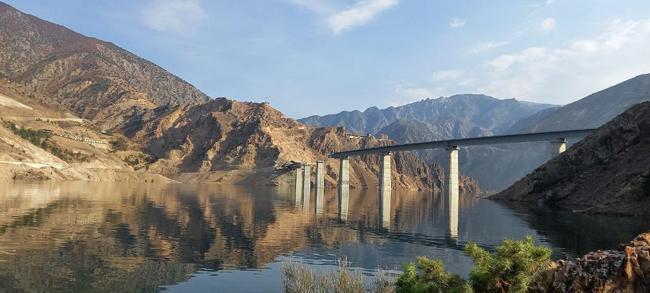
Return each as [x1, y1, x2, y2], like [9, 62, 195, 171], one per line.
[300, 94, 555, 138]
[300, 75, 650, 191]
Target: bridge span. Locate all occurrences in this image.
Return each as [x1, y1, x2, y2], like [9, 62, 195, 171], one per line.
[293, 128, 596, 234]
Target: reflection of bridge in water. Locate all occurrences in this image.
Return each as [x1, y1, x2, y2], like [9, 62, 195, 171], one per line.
[294, 129, 596, 238]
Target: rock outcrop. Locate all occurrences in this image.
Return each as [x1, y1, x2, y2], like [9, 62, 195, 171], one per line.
[531, 232, 650, 292]
[492, 102, 650, 215]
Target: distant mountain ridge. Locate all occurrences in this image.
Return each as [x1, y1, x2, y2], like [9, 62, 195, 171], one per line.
[508, 73, 650, 133]
[301, 75, 650, 192]
[300, 94, 556, 138]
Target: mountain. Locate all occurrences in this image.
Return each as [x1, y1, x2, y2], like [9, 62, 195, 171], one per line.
[508, 73, 650, 133]
[0, 2, 482, 193]
[492, 101, 650, 215]
[300, 94, 555, 138]
[0, 2, 209, 131]
[303, 75, 650, 192]
[472, 74, 650, 190]
[301, 94, 556, 191]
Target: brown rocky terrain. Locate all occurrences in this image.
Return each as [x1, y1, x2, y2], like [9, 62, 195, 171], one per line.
[0, 79, 172, 183]
[492, 102, 650, 215]
[0, 1, 208, 131]
[131, 97, 480, 192]
[531, 232, 650, 292]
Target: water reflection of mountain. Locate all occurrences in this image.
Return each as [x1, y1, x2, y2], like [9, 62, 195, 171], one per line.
[496, 202, 650, 256]
[1, 181, 648, 291]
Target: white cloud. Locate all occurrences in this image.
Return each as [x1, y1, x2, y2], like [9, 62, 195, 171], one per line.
[539, 17, 556, 32]
[431, 69, 464, 82]
[470, 41, 509, 54]
[327, 0, 398, 35]
[450, 18, 465, 28]
[479, 19, 650, 104]
[399, 19, 650, 106]
[141, 0, 207, 33]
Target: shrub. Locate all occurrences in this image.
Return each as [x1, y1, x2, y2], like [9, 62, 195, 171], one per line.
[396, 237, 551, 293]
[110, 138, 129, 151]
[395, 257, 470, 293]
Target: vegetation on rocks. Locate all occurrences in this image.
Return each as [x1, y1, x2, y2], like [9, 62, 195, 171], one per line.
[396, 237, 551, 293]
[3, 121, 93, 162]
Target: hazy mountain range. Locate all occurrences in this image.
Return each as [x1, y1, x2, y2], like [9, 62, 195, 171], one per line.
[300, 75, 650, 191]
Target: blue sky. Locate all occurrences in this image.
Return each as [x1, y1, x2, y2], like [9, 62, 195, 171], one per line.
[5, 0, 650, 118]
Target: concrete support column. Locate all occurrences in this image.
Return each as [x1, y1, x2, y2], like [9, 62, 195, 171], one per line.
[302, 164, 311, 210]
[445, 146, 459, 240]
[378, 152, 392, 227]
[294, 166, 303, 205]
[550, 138, 567, 157]
[315, 160, 325, 215]
[338, 157, 350, 221]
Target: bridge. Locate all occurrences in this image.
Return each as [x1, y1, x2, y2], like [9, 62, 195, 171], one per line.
[293, 128, 596, 233]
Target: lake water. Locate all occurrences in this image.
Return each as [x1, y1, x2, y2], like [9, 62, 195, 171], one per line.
[1, 181, 649, 292]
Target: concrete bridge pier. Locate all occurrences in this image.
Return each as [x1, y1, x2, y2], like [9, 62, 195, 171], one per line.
[294, 166, 303, 205]
[302, 164, 311, 210]
[445, 146, 459, 240]
[550, 138, 567, 157]
[338, 157, 350, 221]
[378, 152, 392, 228]
[315, 160, 325, 215]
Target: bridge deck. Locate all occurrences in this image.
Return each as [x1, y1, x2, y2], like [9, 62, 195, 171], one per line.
[329, 129, 595, 158]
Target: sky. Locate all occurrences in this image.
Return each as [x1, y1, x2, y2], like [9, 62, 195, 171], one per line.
[5, 0, 650, 118]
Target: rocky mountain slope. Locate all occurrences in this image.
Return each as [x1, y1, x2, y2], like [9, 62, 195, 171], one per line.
[509, 73, 650, 133]
[0, 2, 481, 193]
[0, 1, 208, 131]
[0, 78, 170, 182]
[129, 97, 480, 192]
[300, 94, 554, 137]
[492, 101, 650, 216]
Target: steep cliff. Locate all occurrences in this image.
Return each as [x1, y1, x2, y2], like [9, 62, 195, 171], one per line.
[492, 102, 650, 215]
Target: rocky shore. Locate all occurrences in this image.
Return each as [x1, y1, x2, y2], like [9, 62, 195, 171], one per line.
[531, 232, 650, 292]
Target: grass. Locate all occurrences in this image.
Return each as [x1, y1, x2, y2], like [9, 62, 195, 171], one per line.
[281, 258, 394, 293]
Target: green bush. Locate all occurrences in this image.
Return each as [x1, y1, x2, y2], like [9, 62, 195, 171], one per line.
[395, 257, 471, 293]
[465, 237, 551, 292]
[395, 237, 551, 293]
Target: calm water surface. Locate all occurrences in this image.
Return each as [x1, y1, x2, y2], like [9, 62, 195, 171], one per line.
[0, 181, 648, 292]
